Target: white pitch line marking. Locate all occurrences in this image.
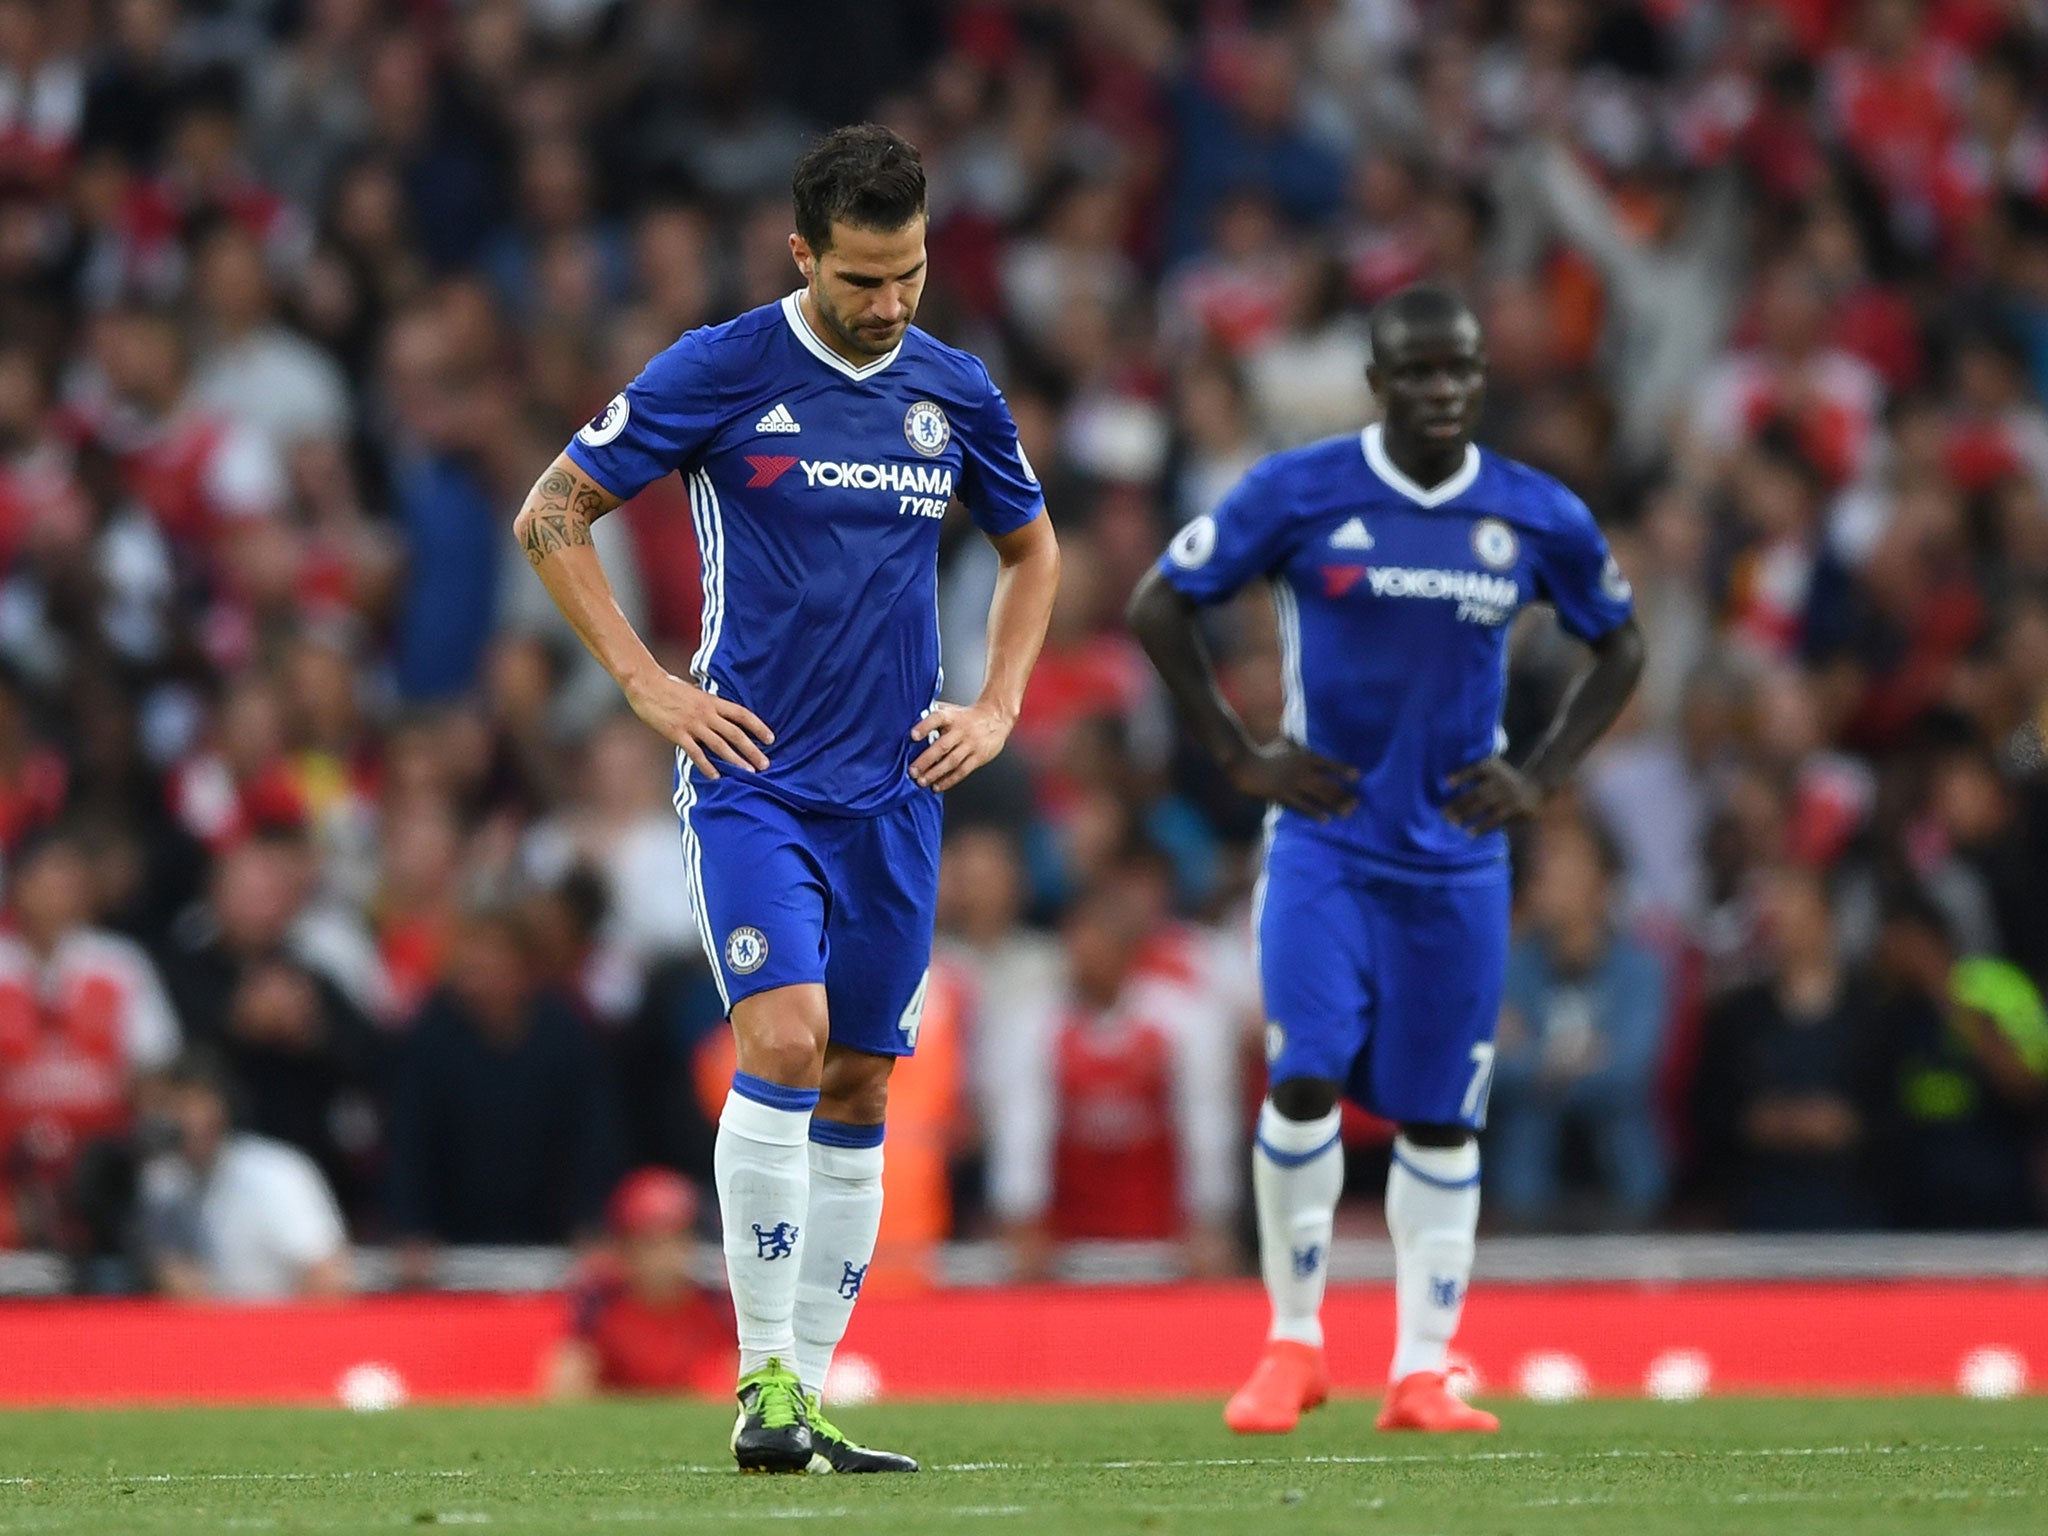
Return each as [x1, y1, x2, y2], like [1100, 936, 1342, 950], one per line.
[940, 1441, 2013, 1473]
[1515, 1488, 2037, 1511]
[591, 1511, 849, 1525]
[0, 1469, 479, 1487]
[0, 1442, 2032, 1491]
[583, 1512, 1025, 1527]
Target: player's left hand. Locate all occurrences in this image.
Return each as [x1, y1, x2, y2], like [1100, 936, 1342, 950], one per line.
[909, 701, 1014, 791]
[1443, 756, 1545, 834]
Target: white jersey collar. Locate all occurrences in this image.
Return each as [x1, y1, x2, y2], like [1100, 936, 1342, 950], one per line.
[1361, 422, 1480, 508]
[781, 291, 904, 380]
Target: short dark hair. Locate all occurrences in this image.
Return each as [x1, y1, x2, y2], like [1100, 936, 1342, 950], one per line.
[1369, 283, 1478, 358]
[550, 864, 611, 940]
[791, 124, 926, 252]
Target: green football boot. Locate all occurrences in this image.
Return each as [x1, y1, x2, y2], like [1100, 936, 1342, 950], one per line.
[803, 1393, 919, 1474]
[730, 1360, 812, 1473]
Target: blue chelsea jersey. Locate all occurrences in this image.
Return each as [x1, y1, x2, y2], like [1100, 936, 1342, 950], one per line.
[1160, 424, 1634, 877]
[565, 294, 1045, 817]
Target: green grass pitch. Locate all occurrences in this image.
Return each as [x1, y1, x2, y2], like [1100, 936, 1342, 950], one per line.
[3, 1397, 2044, 1534]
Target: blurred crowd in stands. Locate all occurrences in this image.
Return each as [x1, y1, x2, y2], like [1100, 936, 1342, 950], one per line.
[1, 0, 2047, 1299]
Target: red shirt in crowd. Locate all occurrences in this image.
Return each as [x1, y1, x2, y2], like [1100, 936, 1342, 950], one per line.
[1050, 1003, 1180, 1241]
[0, 929, 180, 1244]
[0, 747, 66, 858]
[1825, 37, 1967, 206]
[118, 407, 282, 548]
[1047, 930, 1224, 1242]
[1696, 345, 1885, 489]
[616, 476, 703, 652]
[0, 442, 91, 572]
[1012, 631, 1154, 819]
[565, 1255, 732, 1394]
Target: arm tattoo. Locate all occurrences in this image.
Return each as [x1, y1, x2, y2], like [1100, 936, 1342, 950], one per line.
[521, 466, 599, 567]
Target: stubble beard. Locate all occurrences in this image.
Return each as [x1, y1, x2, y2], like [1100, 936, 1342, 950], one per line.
[811, 278, 910, 360]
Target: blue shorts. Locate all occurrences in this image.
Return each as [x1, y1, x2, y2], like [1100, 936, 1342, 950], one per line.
[674, 766, 942, 1058]
[1256, 831, 1510, 1127]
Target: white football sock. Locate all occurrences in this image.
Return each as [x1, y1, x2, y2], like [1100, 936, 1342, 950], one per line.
[1252, 1100, 1345, 1348]
[715, 1073, 816, 1378]
[1385, 1134, 1481, 1381]
[793, 1122, 885, 1400]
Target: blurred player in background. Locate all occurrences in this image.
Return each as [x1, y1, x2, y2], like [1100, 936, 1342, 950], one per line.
[1129, 285, 1644, 1434]
[516, 126, 1059, 1472]
[549, 1168, 731, 1399]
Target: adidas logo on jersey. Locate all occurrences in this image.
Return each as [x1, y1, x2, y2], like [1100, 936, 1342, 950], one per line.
[754, 402, 802, 434]
[1329, 517, 1375, 550]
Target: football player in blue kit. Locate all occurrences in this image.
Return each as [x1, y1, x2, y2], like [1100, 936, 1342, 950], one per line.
[516, 125, 1059, 1472]
[1129, 285, 1643, 1435]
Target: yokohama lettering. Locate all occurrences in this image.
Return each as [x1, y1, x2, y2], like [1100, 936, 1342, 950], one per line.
[799, 461, 957, 496]
[1365, 568, 1519, 605]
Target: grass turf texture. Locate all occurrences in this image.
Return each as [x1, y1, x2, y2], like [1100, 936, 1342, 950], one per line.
[2, 1398, 2044, 1535]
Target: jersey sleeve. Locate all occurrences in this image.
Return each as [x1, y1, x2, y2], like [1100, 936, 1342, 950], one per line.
[563, 329, 722, 500]
[954, 365, 1045, 536]
[1533, 484, 1634, 642]
[1155, 457, 1295, 605]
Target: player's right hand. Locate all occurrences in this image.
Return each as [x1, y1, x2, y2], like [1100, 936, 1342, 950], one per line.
[625, 670, 774, 779]
[1226, 740, 1360, 822]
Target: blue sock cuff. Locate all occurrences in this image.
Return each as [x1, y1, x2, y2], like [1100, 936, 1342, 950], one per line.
[1256, 1131, 1341, 1168]
[731, 1072, 820, 1114]
[1390, 1148, 1481, 1190]
[809, 1118, 885, 1149]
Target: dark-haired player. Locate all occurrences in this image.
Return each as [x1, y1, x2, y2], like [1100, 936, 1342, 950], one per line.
[516, 125, 1059, 1473]
[1129, 285, 1643, 1435]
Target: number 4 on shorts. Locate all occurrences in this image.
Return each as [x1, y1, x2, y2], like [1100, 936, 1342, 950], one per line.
[1460, 1043, 1496, 1125]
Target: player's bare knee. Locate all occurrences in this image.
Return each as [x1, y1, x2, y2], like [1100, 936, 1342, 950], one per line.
[730, 991, 829, 1088]
[1268, 1076, 1341, 1122]
[735, 1028, 821, 1088]
[1398, 1121, 1474, 1149]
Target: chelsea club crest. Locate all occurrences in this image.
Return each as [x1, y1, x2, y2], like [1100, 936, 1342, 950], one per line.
[725, 926, 768, 975]
[903, 400, 951, 457]
[1471, 517, 1519, 570]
